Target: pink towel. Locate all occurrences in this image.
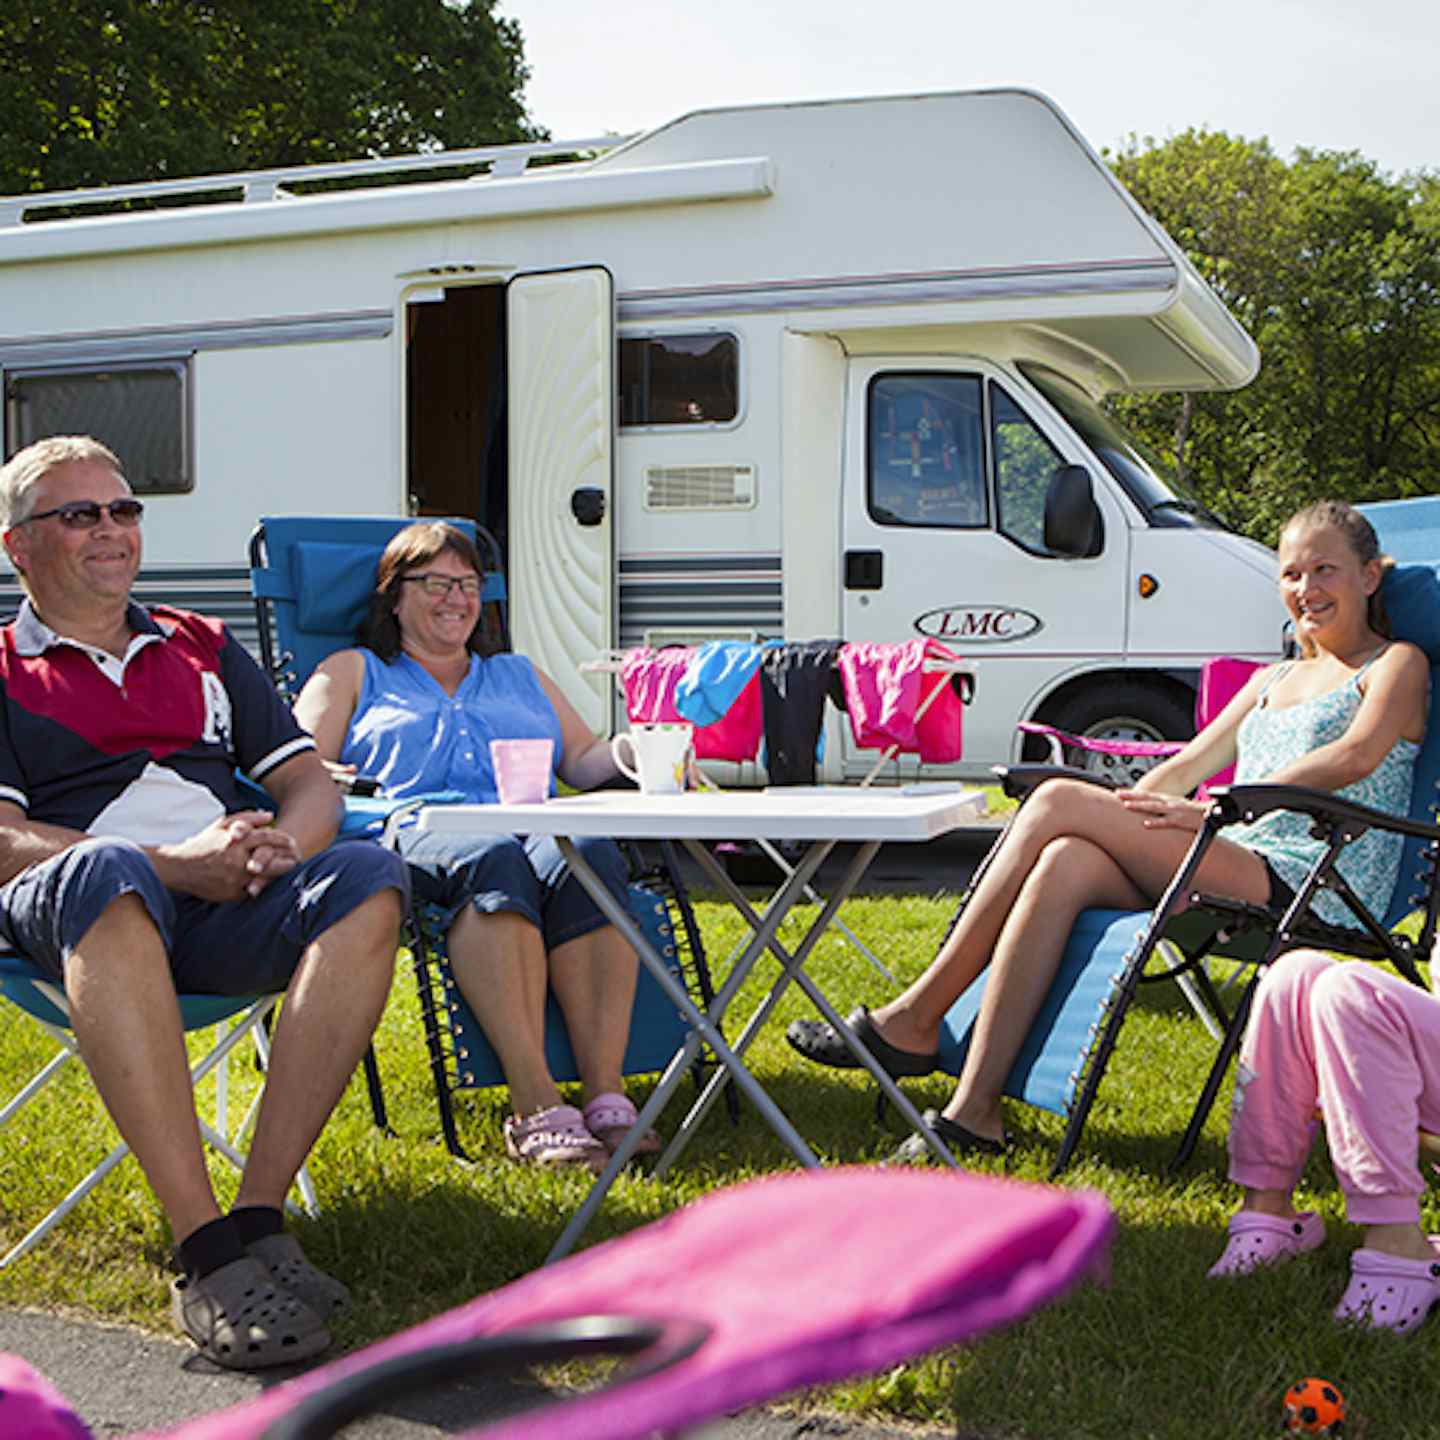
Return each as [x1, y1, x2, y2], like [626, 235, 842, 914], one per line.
[619, 648, 761, 763]
[839, 639, 964, 763]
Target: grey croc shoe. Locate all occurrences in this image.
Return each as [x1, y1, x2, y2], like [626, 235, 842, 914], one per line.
[171, 1255, 330, 1370]
[246, 1233, 352, 1321]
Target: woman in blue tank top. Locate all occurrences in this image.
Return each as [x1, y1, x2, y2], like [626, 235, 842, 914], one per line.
[297, 523, 657, 1172]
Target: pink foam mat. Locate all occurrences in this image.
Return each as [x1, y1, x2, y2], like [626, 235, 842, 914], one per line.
[105, 1167, 1113, 1440]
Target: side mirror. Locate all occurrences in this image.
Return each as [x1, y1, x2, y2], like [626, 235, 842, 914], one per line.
[1043, 465, 1103, 558]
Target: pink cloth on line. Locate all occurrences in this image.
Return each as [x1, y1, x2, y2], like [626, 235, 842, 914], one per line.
[133, 1167, 1111, 1440]
[1228, 951, 1440, 1227]
[619, 647, 761, 762]
[838, 639, 964, 763]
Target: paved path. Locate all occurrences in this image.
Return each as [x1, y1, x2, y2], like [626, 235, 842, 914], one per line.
[0, 1307, 953, 1438]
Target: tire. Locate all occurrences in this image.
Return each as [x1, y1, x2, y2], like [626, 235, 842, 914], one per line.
[1042, 681, 1194, 787]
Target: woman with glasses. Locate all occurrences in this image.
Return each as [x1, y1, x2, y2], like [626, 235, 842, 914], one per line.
[296, 521, 656, 1172]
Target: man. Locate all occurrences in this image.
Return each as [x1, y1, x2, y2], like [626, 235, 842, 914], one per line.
[0, 436, 409, 1370]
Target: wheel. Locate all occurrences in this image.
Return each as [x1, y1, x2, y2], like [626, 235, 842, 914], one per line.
[1042, 681, 1194, 787]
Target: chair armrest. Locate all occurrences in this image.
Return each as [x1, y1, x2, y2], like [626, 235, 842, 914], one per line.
[992, 764, 1119, 802]
[1211, 784, 1440, 844]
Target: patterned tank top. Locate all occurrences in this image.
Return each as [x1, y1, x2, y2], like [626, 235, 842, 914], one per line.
[1229, 649, 1419, 926]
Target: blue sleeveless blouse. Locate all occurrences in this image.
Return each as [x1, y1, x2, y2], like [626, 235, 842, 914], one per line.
[1229, 654, 1418, 926]
[341, 650, 562, 805]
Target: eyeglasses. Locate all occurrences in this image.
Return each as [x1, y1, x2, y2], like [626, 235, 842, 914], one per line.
[401, 573, 482, 599]
[23, 499, 145, 529]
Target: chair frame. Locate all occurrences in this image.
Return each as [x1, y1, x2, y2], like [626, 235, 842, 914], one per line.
[0, 955, 316, 1269]
[982, 764, 1440, 1176]
[246, 516, 724, 1160]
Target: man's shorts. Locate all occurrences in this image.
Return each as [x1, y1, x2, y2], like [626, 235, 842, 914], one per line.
[0, 836, 410, 995]
[393, 828, 628, 951]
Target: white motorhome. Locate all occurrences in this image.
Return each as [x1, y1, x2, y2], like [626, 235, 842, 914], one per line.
[0, 88, 1285, 779]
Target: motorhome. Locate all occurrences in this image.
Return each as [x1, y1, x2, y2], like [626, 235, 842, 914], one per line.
[0, 88, 1285, 779]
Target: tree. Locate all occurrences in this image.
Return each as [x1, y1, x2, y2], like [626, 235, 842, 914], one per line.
[1108, 132, 1440, 542]
[0, 1, 540, 196]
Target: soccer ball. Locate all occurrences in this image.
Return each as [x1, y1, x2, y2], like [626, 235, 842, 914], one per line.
[1283, 1377, 1345, 1435]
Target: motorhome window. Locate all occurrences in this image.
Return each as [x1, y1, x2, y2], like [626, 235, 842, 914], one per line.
[866, 374, 987, 528]
[991, 384, 1066, 555]
[618, 333, 738, 426]
[1019, 363, 1224, 531]
[5, 362, 191, 494]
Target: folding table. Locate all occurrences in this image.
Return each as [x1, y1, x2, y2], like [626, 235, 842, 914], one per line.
[416, 784, 987, 1260]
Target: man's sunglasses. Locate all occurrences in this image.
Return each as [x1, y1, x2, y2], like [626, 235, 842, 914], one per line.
[23, 499, 145, 529]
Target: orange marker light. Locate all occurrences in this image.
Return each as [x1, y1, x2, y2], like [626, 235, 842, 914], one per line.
[1137, 574, 1159, 599]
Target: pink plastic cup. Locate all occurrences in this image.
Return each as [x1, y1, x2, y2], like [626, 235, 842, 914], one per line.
[490, 738, 553, 805]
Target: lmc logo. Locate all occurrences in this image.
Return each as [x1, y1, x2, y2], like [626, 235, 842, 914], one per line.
[915, 605, 1044, 643]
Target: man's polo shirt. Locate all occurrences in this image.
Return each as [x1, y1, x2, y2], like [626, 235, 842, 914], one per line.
[0, 600, 314, 845]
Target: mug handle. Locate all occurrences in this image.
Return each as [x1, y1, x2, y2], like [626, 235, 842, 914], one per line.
[611, 732, 641, 783]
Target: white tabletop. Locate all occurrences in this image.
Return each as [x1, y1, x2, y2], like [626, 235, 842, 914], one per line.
[416, 784, 987, 843]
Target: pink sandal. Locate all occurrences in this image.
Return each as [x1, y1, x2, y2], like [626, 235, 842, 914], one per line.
[1208, 1210, 1325, 1278]
[503, 1104, 608, 1171]
[583, 1092, 662, 1156]
[1334, 1242, 1440, 1333]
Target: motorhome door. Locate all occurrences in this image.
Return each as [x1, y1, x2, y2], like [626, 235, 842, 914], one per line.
[506, 267, 617, 734]
[841, 361, 1128, 770]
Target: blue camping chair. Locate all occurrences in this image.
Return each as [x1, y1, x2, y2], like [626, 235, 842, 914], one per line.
[934, 541, 1440, 1176]
[0, 954, 316, 1268]
[248, 515, 716, 1160]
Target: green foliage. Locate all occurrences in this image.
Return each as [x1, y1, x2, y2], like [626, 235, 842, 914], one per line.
[0, 0, 539, 195]
[1108, 132, 1440, 541]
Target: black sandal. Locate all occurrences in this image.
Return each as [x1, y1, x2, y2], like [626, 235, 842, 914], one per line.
[785, 1006, 940, 1079]
[887, 1109, 1010, 1166]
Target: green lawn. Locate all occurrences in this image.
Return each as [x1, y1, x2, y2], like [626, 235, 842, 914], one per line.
[1, 883, 1434, 1439]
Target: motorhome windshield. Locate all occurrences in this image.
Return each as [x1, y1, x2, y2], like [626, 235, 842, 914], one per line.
[1020, 364, 1228, 531]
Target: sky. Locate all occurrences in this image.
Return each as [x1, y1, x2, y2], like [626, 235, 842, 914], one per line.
[498, 0, 1438, 177]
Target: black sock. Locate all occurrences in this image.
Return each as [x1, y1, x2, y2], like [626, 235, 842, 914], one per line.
[229, 1204, 285, 1247]
[176, 1216, 245, 1281]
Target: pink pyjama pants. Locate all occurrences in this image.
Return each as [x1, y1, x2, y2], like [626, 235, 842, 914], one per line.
[1228, 950, 1440, 1226]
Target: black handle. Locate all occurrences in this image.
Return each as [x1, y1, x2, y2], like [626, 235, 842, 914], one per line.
[844, 549, 883, 590]
[260, 1316, 710, 1440]
[571, 487, 606, 526]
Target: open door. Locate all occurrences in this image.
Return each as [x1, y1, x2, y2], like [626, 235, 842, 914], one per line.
[506, 267, 616, 734]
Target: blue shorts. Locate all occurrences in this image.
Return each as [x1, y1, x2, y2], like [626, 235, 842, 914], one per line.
[0, 836, 410, 996]
[393, 828, 628, 950]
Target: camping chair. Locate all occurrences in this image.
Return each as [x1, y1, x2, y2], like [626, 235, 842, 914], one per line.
[0, 953, 315, 1269]
[248, 516, 716, 1161]
[1018, 654, 1267, 1041]
[0, 1166, 1113, 1440]
[934, 558, 1440, 1177]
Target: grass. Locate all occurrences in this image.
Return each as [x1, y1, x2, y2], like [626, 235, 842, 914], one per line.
[2, 867, 1437, 1438]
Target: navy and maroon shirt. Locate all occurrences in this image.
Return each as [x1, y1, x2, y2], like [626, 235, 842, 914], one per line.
[0, 601, 314, 845]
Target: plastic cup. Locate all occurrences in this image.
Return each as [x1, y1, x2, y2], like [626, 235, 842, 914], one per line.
[490, 738, 553, 805]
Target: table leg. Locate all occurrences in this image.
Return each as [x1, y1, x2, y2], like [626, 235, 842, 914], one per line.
[674, 840, 961, 1170]
[544, 838, 825, 1263]
[650, 840, 838, 1175]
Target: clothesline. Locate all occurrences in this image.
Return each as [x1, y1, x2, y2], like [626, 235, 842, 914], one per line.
[582, 652, 978, 679]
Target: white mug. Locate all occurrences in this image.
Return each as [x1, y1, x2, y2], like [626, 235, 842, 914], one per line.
[611, 722, 694, 795]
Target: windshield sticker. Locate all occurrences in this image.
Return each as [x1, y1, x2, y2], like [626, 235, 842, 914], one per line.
[915, 605, 1044, 643]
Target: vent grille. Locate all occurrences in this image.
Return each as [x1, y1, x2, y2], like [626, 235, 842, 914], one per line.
[644, 463, 756, 511]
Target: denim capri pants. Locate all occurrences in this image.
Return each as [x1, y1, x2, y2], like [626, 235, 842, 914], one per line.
[393, 828, 629, 950]
[0, 835, 410, 995]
